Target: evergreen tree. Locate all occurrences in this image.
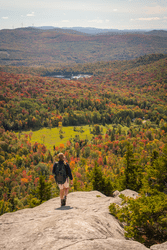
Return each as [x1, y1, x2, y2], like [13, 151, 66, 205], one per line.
[126, 116, 131, 127]
[32, 175, 52, 204]
[92, 162, 104, 190]
[150, 150, 159, 166]
[91, 162, 113, 196]
[103, 156, 107, 165]
[124, 143, 142, 191]
[110, 129, 115, 141]
[143, 144, 167, 194]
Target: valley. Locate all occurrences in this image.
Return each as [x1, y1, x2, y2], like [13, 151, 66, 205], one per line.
[0, 28, 167, 247]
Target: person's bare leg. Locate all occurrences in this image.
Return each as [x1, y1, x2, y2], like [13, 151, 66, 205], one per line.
[60, 189, 64, 200]
[64, 188, 69, 205]
[64, 188, 69, 197]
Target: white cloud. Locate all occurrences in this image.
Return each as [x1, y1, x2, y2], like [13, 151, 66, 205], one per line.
[144, 5, 167, 15]
[138, 17, 160, 21]
[1, 1, 104, 12]
[131, 17, 161, 21]
[0, 1, 130, 14]
[27, 12, 35, 17]
[88, 19, 103, 23]
[62, 20, 70, 23]
[113, 9, 118, 12]
[105, 19, 110, 23]
[2, 17, 8, 19]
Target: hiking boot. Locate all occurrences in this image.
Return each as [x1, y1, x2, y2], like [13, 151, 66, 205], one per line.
[64, 195, 67, 205]
[61, 199, 65, 206]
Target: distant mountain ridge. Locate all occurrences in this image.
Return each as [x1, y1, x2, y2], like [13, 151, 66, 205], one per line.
[35, 26, 165, 35]
[0, 27, 167, 67]
[145, 29, 167, 37]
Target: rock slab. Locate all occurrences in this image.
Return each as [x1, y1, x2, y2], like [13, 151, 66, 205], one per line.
[0, 190, 166, 250]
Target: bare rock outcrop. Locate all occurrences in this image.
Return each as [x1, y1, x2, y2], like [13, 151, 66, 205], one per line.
[0, 190, 166, 250]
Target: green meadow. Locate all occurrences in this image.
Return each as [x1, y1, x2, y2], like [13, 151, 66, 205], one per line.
[16, 124, 129, 153]
[16, 125, 95, 153]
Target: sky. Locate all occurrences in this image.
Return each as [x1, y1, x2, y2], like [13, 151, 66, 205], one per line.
[0, 0, 167, 30]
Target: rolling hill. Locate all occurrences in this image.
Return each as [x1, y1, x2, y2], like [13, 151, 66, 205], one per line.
[0, 27, 167, 67]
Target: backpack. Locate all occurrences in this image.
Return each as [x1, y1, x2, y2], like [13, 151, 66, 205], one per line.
[54, 162, 67, 184]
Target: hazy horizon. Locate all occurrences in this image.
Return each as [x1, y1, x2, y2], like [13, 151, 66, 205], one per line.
[1, 26, 167, 32]
[1, 0, 167, 30]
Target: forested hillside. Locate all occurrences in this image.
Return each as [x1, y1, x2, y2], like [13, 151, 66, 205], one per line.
[0, 55, 166, 131]
[0, 54, 167, 247]
[0, 27, 167, 67]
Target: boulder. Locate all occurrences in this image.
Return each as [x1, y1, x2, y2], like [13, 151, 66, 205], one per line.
[113, 190, 120, 197]
[150, 242, 167, 250]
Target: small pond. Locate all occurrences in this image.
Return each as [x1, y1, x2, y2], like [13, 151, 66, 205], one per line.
[43, 72, 93, 80]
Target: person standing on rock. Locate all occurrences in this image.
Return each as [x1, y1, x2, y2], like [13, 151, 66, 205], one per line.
[52, 153, 73, 207]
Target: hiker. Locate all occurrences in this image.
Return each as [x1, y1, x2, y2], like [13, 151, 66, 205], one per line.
[52, 153, 73, 206]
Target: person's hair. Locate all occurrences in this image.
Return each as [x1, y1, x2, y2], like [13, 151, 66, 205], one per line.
[58, 153, 65, 162]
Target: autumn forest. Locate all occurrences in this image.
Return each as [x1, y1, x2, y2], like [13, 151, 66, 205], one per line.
[0, 27, 167, 247]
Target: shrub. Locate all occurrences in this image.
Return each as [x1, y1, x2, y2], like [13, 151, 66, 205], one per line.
[35, 163, 51, 180]
[109, 193, 167, 247]
[0, 200, 11, 215]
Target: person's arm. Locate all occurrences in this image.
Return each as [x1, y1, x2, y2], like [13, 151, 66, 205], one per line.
[66, 163, 73, 180]
[52, 162, 57, 174]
